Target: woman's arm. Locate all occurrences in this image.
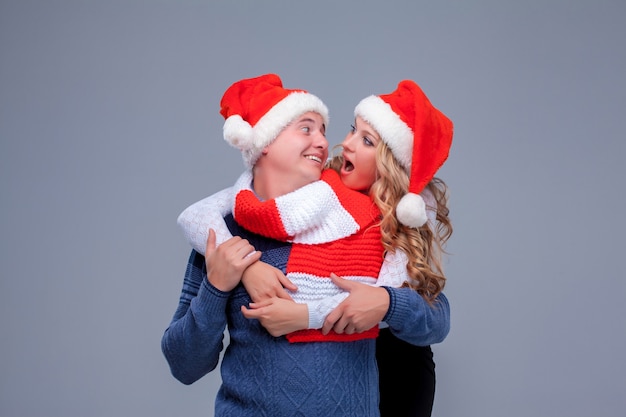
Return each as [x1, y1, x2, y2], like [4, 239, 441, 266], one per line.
[238, 191, 442, 335]
[177, 187, 235, 255]
[251, 250, 416, 332]
[383, 288, 450, 346]
[176, 172, 296, 301]
[234, 168, 443, 335]
[241, 291, 351, 335]
[319, 276, 450, 346]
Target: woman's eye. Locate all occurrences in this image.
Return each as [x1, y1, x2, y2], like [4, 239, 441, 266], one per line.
[350, 124, 356, 133]
[363, 137, 373, 146]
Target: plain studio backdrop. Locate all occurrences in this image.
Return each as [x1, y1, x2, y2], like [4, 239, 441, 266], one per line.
[1, 1, 624, 416]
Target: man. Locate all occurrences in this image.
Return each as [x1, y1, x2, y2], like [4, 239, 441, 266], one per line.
[162, 74, 382, 416]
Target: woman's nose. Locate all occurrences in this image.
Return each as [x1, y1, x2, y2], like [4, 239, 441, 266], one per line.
[341, 134, 356, 151]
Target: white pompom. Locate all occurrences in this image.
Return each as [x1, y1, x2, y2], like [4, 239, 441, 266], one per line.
[396, 193, 427, 228]
[223, 115, 253, 150]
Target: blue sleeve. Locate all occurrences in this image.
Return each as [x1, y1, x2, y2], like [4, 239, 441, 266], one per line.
[382, 287, 451, 346]
[161, 250, 230, 385]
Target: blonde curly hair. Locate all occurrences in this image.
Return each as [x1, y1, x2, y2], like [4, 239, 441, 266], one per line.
[326, 142, 452, 303]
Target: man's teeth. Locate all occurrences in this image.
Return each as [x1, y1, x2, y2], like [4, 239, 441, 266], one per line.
[305, 155, 322, 163]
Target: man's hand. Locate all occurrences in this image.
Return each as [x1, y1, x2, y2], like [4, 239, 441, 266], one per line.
[242, 261, 297, 302]
[322, 273, 390, 335]
[205, 228, 261, 292]
[241, 298, 308, 337]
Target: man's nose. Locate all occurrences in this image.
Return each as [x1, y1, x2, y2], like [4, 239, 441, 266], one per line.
[314, 133, 328, 149]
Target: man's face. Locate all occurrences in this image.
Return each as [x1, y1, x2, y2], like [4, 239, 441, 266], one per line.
[259, 111, 328, 192]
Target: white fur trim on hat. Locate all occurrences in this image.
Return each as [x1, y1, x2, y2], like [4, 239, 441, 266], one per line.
[396, 192, 428, 228]
[226, 92, 329, 168]
[355, 96, 413, 171]
[223, 114, 254, 150]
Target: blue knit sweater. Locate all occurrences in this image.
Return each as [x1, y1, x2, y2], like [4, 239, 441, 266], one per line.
[161, 215, 450, 416]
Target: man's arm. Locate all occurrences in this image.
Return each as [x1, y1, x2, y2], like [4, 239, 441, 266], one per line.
[160, 249, 230, 385]
[161, 230, 261, 384]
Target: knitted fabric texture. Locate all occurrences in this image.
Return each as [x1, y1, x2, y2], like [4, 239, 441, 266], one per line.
[234, 170, 384, 342]
[234, 178, 365, 244]
[234, 193, 292, 240]
[162, 244, 380, 416]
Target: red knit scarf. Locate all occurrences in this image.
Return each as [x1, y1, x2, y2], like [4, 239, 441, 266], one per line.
[234, 170, 384, 342]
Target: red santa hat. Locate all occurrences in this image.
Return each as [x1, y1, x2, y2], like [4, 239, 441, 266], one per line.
[220, 73, 329, 168]
[354, 80, 453, 228]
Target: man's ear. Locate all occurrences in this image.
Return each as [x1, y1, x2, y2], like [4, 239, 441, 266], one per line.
[261, 146, 269, 155]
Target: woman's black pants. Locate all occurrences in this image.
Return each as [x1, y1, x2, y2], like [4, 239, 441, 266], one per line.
[376, 328, 436, 417]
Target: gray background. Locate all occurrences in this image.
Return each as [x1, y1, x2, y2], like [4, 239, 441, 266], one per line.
[1, 1, 624, 416]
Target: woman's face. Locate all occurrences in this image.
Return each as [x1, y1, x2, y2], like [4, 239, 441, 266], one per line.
[339, 116, 380, 192]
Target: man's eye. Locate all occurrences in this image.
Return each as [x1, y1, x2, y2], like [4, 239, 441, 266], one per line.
[301, 126, 310, 133]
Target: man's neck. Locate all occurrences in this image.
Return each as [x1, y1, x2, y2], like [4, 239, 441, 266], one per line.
[252, 166, 301, 200]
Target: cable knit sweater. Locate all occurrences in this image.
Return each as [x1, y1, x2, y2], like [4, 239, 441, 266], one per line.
[162, 221, 380, 416]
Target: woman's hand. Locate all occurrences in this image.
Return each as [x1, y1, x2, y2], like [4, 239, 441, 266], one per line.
[322, 274, 389, 335]
[241, 298, 308, 337]
[242, 261, 297, 302]
[205, 228, 261, 292]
